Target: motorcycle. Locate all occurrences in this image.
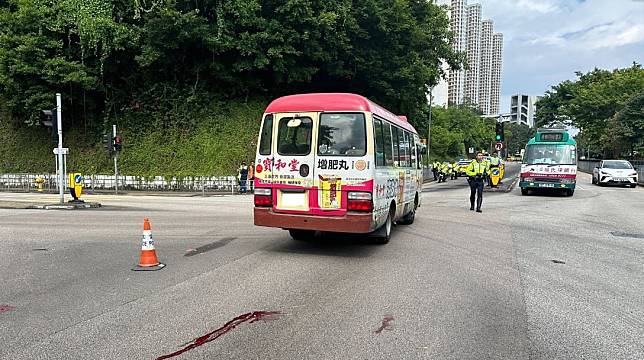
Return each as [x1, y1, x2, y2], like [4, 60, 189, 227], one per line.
[437, 168, 449, 183]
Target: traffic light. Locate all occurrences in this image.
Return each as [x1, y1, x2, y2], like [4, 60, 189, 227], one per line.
[103, 132, 114, 152]
[40, 109, 58, 142]
[114, 135, 122, 152]
[495, 122, 504, 142]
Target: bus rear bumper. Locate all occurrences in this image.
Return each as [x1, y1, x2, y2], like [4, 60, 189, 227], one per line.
[254, 208, 374, 233]
[519, 181, 575, 189]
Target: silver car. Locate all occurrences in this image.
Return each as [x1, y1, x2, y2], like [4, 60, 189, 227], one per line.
[592, 160, 638, 188]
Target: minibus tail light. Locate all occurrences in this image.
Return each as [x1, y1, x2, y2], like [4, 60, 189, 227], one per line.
[347, 192, 372, 212]
[254, 188, 272, 207]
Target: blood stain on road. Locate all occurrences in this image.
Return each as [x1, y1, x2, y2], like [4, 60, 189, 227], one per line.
[0, 304, 14, 314]
[374, 315, 394, 334]
[156, 310, 281, 360]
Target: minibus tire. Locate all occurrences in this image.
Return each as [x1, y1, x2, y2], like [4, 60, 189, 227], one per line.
[289, 229, 315, 241]
[399, 196, 418, 225]
[374, 207, 394, 244]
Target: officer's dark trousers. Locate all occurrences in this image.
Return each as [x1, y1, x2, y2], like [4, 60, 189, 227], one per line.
[469, 178, 484, 210]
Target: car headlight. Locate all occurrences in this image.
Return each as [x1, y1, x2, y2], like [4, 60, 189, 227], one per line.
[630, 172, 637, 176]
[600, 171, 609, 175]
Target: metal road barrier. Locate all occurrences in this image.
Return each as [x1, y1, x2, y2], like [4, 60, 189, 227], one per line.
[578, 160, 644, 185]
[0, 173, 245, 194]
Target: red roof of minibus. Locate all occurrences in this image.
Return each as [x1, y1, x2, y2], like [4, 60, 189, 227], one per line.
[265, 93, 417, 134]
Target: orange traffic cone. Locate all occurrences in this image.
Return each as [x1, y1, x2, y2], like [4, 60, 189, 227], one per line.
[132, 218, 165, 271]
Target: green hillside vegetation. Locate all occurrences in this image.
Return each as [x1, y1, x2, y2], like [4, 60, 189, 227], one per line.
[0, 0, 463, 175]
[0, 97, 266, 176]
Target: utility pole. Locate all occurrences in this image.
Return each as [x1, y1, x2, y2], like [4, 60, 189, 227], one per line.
[56, 94, 64, 204]
[427, 87, 433, 165]
[113, 124, 118, 195]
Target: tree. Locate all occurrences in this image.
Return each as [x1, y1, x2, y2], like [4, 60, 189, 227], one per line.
[504, 122, 534, 155]
[613, 92, 644, 157]
[1, 0, 462, 132]
[535, 64, 644, 158]
[428, 106, 495, 160]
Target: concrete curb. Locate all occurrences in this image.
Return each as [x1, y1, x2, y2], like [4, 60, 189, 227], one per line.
[27, 202, 102, 210]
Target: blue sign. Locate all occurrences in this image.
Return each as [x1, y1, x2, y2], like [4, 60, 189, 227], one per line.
[74, 174, 83, 183]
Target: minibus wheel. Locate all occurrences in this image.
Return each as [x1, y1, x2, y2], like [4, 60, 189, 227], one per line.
[374, 206, 394, 244]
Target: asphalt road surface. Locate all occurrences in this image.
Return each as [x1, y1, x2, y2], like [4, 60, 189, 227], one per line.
[1, 165, 642, 359]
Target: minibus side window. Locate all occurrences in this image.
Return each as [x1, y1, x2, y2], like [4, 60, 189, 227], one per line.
[392, 126, 401, 166]
[374, 119, 385, 167]
[259, 114, 273, 155]
[382, 122, 394, 166]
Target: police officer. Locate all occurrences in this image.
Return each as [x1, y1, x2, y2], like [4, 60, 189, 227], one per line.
[465, 152, 489, 213]
[432, 161, 439, 181]
[451, 161, 459, 179]
[488, 151, 501, 187]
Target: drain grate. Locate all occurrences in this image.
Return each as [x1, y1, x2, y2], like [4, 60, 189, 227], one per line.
[610, 231, 644, 239]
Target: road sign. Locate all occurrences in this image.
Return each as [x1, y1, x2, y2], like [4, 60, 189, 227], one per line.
[468, 147, 474, 154]
[53, 147, 69, 155]
[495, 142, 504, 151]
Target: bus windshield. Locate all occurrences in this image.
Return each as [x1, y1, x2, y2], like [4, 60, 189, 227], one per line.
[524, 144, 576, 165]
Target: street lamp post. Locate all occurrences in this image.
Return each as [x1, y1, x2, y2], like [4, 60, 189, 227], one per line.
[427, 87, 433, 166]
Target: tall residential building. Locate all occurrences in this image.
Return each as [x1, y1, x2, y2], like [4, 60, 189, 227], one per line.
[478, 20, 493, 115]
[509, 94, 541, 128]
[490, 33, 503, 115]
[464, 4, 481, 105]
[447, 0, 467, 106]
[433, 0, 503, 115]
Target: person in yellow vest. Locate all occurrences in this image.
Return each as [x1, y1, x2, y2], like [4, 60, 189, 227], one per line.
[432, 161, 439, 181]
[451, 161, 459, 179]
[465, 152, 489, 213]
[488, 151, 501, 187]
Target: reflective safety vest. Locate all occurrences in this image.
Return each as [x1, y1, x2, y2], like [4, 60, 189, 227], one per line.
[465, 160, 489, 177]
[490, 156, 500, 166]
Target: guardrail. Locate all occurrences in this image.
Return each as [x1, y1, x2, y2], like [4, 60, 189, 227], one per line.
[2, 168, 437, 193]
[578, 160, 644, 185]
[0, 173, 245, 194]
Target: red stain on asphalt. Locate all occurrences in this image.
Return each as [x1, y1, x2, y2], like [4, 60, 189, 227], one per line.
[156, 311, 281, 360]
[0, 304, 14, 314]
[374, 315, 394, 334]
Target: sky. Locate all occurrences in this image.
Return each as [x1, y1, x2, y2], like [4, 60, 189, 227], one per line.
[454, 0, 644, 112]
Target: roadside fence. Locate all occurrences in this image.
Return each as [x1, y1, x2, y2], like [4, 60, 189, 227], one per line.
[0, 173, 245, 194]
[3, 166, 439, 194]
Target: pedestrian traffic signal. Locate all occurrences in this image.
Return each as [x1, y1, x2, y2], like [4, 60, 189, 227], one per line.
[495, 122, 504, 142]
[40, 109, 58, 142]
[103, 132, 114, 152]
[114, 135, 122, 152]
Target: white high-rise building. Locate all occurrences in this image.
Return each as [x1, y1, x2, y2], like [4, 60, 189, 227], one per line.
[490, 33, 503, 115]
[478, 20, 493, 115]
[464, 4, 481, 105]
[509, 94, 541, 128]
[433, 0, 503, 115]
[447, 0, 467, 106]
